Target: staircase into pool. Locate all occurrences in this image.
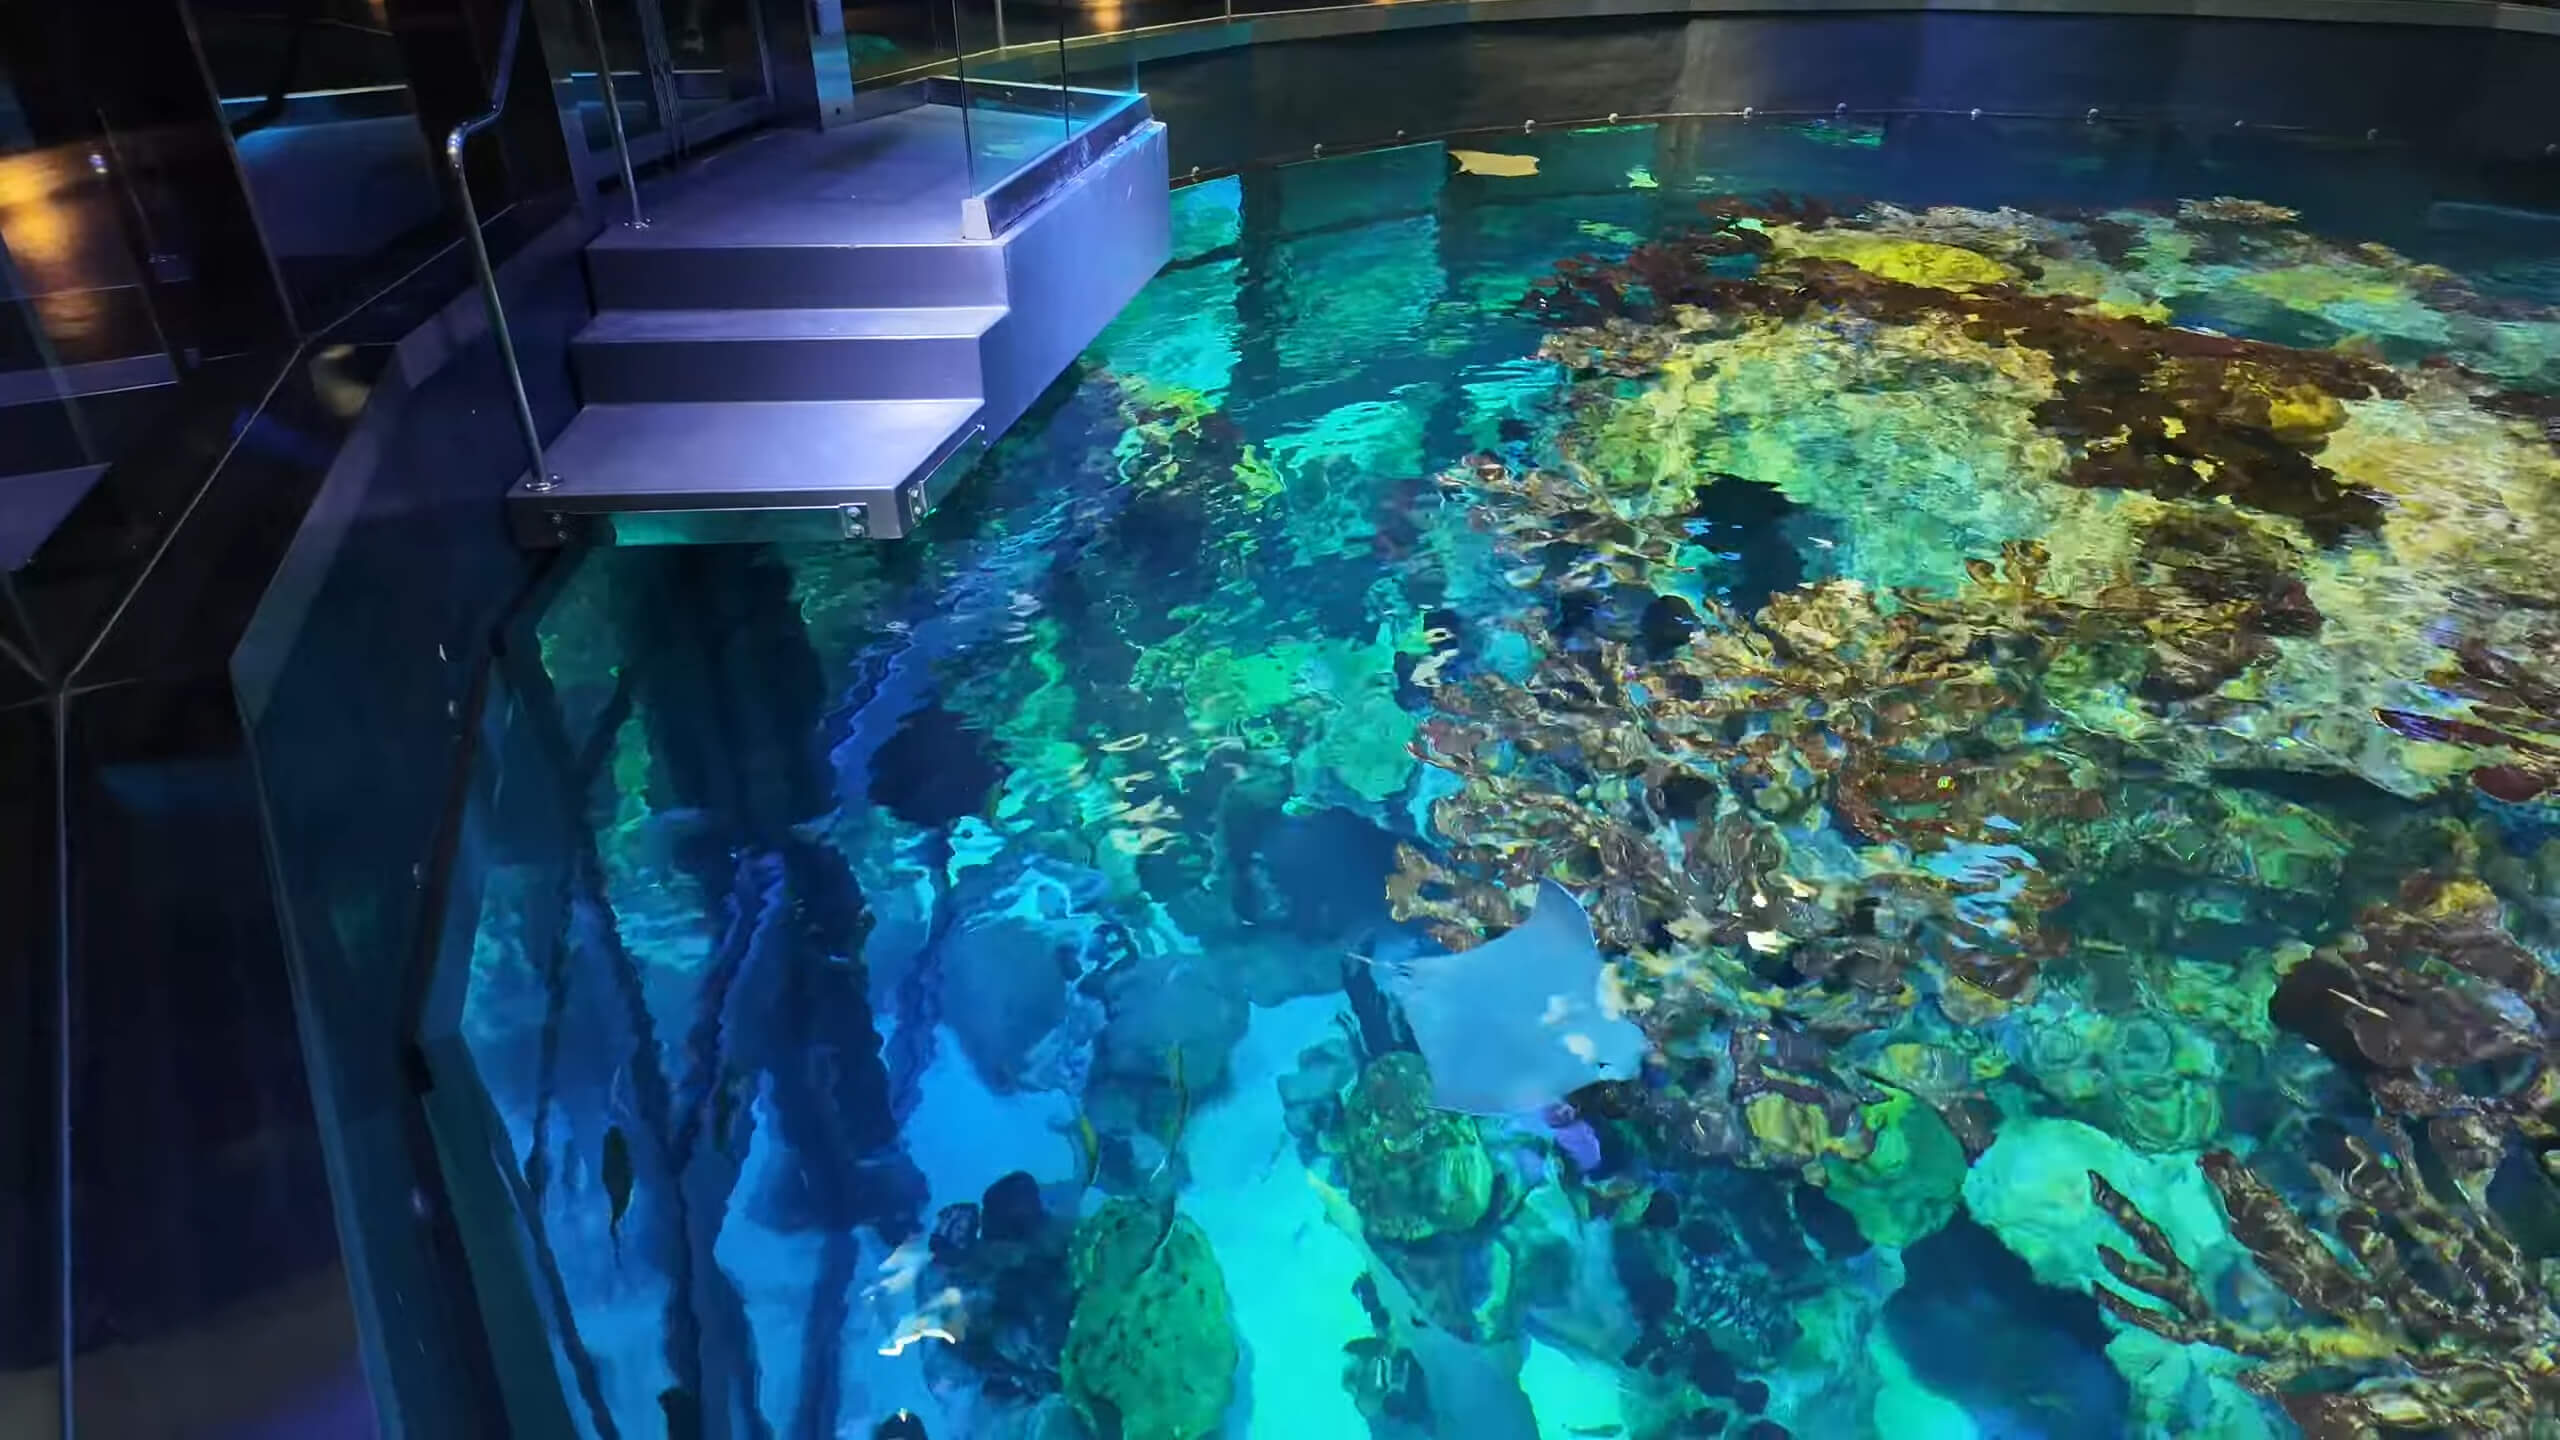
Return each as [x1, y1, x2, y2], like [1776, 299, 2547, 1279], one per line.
[509, 93, 1167, 546]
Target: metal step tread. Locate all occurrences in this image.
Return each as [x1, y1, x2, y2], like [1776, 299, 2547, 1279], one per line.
[533, 399, 983, 507]
[574, 304, 1008, 345]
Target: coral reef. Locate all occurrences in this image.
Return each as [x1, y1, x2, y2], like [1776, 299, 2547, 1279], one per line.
[2091, 1131, 2560, 1437]
[1335, 1053, 1499, 1242]
[1061, 1198, 1240, 1440]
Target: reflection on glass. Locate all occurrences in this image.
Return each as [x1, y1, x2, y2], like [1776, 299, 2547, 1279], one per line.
[193, 0, 445, 326]
[660, 0, 769, 123]
[579, 0, 670, 150]
[0, 68, 173, 563]
[844, 0, 955, 85]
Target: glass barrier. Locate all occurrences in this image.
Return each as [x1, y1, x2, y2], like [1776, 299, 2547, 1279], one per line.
[192, 0, 450, 331]
[539, 0, 672, 173]
[837, 0, 1141, 204]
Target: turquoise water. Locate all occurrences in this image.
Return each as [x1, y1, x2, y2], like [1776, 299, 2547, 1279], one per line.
[465, 117, 2560, 1439]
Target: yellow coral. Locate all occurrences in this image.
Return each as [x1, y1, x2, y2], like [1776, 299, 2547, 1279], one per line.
[1765, 225, 2019, 290]
[1744, 1092, 1866, 1167]
[2237, 264, 2413, 311]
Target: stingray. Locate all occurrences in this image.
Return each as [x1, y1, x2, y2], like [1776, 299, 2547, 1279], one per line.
[1382, 879, 1650, 1116]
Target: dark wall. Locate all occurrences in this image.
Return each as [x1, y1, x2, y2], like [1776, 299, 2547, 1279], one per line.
[1135, 12, 2560, 174]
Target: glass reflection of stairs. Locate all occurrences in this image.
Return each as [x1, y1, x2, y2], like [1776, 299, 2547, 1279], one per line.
[511, 95, 1165, 546]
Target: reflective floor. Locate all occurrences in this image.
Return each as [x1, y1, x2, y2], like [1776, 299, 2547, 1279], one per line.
[467, 117, 2560, 1439]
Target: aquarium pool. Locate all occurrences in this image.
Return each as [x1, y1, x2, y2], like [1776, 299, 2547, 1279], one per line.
[466, 115, 2560, 1440]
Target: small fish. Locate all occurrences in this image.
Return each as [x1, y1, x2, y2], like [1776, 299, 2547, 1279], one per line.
[1625, 165, 1657, 189]
[866, 1235, 934, 1302]
[1151, 1045, 1192, 1183]
[1073, 1111, 1102, 1190]
[1451, 149, 1539, 178]
[879, 1286, 969, 1357]
[603, 1125, 633, 1263]
[1100, 733, 1150, 753]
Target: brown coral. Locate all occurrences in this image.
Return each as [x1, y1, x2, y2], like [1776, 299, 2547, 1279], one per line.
[1526, 200, 2408, 543]
[2090, 1124, 2560, 1438]
[2272, 871, 2560, 1204]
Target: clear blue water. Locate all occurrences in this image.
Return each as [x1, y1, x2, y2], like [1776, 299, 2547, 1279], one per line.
[463, 117, 2560, 1440]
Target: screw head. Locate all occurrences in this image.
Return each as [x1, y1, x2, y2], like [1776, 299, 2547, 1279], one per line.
[1523, 119, 1536, 132]
[2086, 107, 2100, 122]
[1968, 107, 1982, 120]
[525, 472, 560, 493]
[1312, 142, 1324, 156]
[1835, 102, 1848, 115]
[1606, 112, 1619, 124]
[1742, 106, 1756, 120]
[2232, 118, 2245, 129]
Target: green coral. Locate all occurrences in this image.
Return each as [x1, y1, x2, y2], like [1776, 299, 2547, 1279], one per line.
[1336, 1052, 1497, 1242]
[1062, 1199, 1239, 1440]
[1820, 1093, 1967, 1248]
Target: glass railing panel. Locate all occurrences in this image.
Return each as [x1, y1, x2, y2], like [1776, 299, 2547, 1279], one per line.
[846, 0, 959, 85]
[587, 0, 673, 155]
[663, 0, 772, 126]
[949, 0, 1066, 193]
[192, 0, 449, 331]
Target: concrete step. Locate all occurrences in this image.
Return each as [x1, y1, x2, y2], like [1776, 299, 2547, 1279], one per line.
[584, 233, 1007, 311]
[514, 398, 986, 545]
[570, 305, 1003, 403]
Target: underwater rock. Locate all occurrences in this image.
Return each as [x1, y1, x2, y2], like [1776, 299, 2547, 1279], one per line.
[913, 1171, 1079, 1406]
[1819, 1093, 1967, 1249]
[2104, 1328, 2283, 1440]
[1278, 1033, 1361, 1145]
[1088, 947, 1247, 1139]
[1060, 1198, 1238, 1440]
[867, 702, 1006, 828]
[937, 915, 1081, 1095]
[2177, 196, 2300, 227]
[1960, 1116, 2237, 1298]
[1882, 1215, 2132, 1436]
[1336, 1053, 1498, 1242]
[1229, 804, 1403, 951]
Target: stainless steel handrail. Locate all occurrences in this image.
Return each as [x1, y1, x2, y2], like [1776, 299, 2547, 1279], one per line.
[443, 0, 558, 490]
[576, 0, 650, 227]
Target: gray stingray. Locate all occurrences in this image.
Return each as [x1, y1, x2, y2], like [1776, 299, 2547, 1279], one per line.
[1383, 879, 1651, 1116]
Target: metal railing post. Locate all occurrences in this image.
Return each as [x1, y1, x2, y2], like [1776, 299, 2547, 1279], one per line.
[445, 129, 558, 491]
[444, 0, 560, 491]
[576, 0, 650, 227]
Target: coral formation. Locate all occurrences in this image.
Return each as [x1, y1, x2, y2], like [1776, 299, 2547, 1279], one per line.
[1061, 1198, 1240, 1440]
[2091, 1132, 2560, 1437]
[1335, 1052, 1498, 1241]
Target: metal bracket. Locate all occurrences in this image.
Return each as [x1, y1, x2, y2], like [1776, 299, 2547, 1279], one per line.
[512, 424, 990, 548]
